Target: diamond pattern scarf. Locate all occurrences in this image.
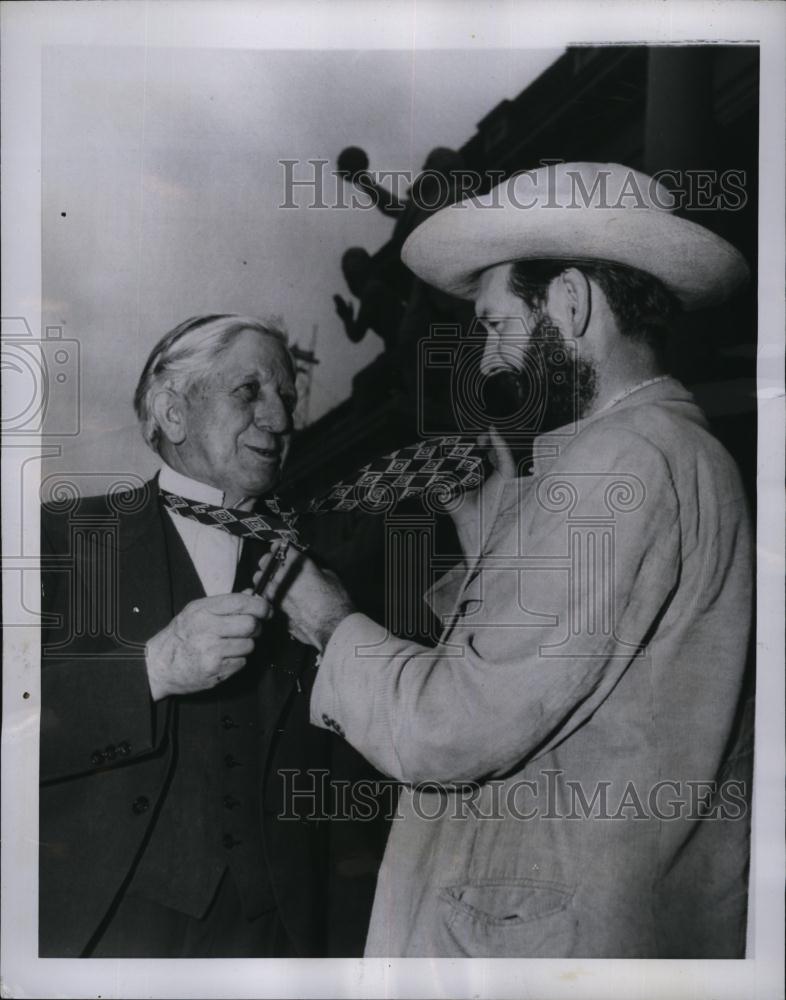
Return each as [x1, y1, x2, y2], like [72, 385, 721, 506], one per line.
[160, 434, 488, 548]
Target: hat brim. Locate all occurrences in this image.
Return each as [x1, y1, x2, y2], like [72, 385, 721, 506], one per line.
[401, 202, 749, 310]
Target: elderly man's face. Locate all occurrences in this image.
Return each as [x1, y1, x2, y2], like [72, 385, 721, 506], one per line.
[178, 330, 296, 503]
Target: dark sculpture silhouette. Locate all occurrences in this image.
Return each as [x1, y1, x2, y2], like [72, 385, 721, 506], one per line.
[333, 247, 404, 352]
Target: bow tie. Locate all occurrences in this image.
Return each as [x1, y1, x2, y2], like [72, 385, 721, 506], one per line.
[160, 434, 489, 546]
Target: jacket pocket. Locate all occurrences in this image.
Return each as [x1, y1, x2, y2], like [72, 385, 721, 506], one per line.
[435, 877, 577, 956]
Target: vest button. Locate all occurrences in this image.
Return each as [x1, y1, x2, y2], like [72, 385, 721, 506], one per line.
[223, 795, 240, 810]
[222, 833, 241, 849]
[221, 715, 239, 730]
[131, 796, 150, 815]
[224, 754, 242, 768]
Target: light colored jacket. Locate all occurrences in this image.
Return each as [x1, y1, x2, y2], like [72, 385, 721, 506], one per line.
[312, 378, 753, 957]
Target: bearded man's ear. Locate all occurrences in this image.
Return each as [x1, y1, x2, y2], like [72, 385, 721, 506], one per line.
[553, 267, 592, 339]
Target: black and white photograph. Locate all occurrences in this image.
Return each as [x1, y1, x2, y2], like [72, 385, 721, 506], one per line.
[1, 2, 784, 998]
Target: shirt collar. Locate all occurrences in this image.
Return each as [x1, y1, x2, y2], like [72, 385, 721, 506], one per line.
[158, 463, 255, 511]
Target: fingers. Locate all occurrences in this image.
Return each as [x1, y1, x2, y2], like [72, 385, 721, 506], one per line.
[252, 544, 287, 595]
[217, 657, 246, 677]
[252, 552, 277, 597]
[152, 593, 275, 698]
[180, 596, 270, 652]
[202, 592, 270, 616]
[220, 636, 256, 658]
[253, 546, 306, 604]
[214, 613, 264, 639]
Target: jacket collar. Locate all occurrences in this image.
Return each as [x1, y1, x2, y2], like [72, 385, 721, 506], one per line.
[111, 475, 165, 551]
[487, 377, 706, 521]
[531, 375, 705, 478]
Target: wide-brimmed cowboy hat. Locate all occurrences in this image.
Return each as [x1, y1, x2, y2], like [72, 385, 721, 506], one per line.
[401, 162, 749, 310]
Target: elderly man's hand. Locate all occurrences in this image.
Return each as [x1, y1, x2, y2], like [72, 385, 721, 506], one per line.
[145, 592, 272, 701]
[253, 549, 356, 653]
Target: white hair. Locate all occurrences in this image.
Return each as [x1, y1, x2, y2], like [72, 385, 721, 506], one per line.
[133, 314, 293, 453]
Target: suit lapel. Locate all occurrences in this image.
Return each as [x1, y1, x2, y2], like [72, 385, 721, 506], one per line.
[110, 478, 177, 742]
[113, 479, 174, 645]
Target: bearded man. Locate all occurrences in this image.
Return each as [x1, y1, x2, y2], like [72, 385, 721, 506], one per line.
[260, 163, 755, 958]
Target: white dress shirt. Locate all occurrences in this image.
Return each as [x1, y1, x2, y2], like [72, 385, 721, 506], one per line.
[158, 464, 254, 597]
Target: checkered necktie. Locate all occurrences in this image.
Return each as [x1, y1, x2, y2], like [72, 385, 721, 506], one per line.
[308, 435, 488, 513]
[160, 435, 489, 541]
[159, 491, 302, 545]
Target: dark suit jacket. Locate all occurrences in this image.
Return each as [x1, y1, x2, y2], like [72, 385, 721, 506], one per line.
[39, 479, 382, 957]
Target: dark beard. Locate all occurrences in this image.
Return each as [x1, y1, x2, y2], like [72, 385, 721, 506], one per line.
[482, 314, 597, 438]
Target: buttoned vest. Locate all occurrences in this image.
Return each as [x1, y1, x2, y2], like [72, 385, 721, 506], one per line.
[126, 513, 277, 919]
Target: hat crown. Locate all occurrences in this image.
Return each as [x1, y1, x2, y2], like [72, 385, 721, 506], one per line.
[488, 162, 676, 214]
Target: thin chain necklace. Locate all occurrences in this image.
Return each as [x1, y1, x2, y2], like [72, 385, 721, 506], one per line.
[596, 375, 671, 415]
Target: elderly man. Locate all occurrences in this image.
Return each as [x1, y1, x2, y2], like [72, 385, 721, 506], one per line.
[40, 315, 341, 957]
[263, 163, 755, 957]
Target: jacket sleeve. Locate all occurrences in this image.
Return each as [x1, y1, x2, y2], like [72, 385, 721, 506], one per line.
[310, 429, 682, 785]
[40, 511, 169, 784]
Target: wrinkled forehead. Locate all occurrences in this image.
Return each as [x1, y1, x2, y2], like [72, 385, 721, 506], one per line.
[255, 331, 296, 379]
[204, 328, 296, 388]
